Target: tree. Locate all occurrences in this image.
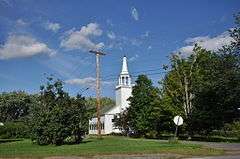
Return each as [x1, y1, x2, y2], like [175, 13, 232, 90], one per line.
[69, 94, 90, 143]
[162, 13, 240, 135]
[161, 45, 207, 134]
[190, 13, 240, 134]
[30, 77, 90, 145]
[113, 109, 130, 136]
[0, 91, 35, 122]
[86, 97, 115, 115]
[125, 75, 160, 136]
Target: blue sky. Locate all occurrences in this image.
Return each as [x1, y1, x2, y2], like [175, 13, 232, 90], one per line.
[0, 0, 239, 98]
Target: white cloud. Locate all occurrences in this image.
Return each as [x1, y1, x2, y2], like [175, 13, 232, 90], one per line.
[141, 31, 150, 38]
[131, 7, 139, 21]
[65, 77, 113, 87]
[178, 31, 233, 57]
[129, 54, 139, 62]
[60, 23, 104, 51]
[0, 34, 55, 59]
[130, 38, 142, 46]
[45, 22, 61, 32]
[16, 19, 27, 26]
[107, 31, 116, 39]
[148, 46, 152, 50]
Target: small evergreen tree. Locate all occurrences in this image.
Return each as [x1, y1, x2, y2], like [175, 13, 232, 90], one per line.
[126, 75, 160, 136]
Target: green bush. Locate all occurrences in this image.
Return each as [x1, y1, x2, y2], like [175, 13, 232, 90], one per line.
[145, 130, 158, 139]
[0, 122, 29, 139]
[221, 121, 240, 139]
[30, 78, 90, 145]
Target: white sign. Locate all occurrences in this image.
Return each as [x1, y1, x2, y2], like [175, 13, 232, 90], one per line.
[173, 116, 183, 126]
[0, 122, 4, 126]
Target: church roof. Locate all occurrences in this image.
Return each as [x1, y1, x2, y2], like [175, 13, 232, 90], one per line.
[121, 56, 129, 75]
[91, 105, 115, 117]
[100, 105, 115, 115]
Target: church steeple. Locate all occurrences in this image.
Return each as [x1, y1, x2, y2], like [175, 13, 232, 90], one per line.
[118, 56, 131, 86]
[121, 56, 129, 74]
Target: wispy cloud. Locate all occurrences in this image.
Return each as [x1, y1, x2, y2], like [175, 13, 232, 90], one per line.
[107, 31, 116, 39]
[106, 31, 150, 50]
[177, 31, 233, 57]
[16, 19, 28, 26]
[141, 31, 150, 38]
[131, 7, 139, 21]
[129, 54, 139, 62]
[65, 77, 114, 87]
[44, 22, 61, 32]
[0, 34, 55, 59]
[60, 23, 104, 51]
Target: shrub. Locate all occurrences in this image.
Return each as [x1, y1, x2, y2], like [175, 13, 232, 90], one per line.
[145, 130, 158, 139]
[30, 78, 90, 145]
[221, 121, 240, 139]
[0, 122, 29, 139]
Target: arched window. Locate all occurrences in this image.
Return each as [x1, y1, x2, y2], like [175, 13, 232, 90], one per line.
[101, 122, 105, 130]
[126, 77, 129, 85]
[122, 77, 124, 85]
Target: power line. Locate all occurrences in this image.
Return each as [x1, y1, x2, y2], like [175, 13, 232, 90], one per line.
[103, 71, 166, 81]
[102, 67, 166, 79]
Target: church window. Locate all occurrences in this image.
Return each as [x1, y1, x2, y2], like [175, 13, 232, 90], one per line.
[126, 77, 129, 85]
[122, 77, 124, 85]
[101, 123, 105, 130]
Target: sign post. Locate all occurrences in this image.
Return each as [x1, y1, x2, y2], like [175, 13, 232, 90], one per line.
[173, 115, 183, 140]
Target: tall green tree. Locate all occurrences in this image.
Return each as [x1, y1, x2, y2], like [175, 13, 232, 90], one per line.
[30, 77, 90, 145]
[190, 13, 240, 134]
[161, 45, 207, 132]
[126, 75, 160, 136]
[162, 13, 240, 135]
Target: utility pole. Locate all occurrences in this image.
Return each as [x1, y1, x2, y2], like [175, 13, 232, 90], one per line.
[89, 50, 106, 138]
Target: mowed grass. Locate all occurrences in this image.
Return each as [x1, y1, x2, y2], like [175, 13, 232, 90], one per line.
[0, 136, 223, 158]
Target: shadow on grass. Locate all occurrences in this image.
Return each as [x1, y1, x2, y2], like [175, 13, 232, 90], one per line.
[0, 138, 23, 144]
[64, 140, 93, 145]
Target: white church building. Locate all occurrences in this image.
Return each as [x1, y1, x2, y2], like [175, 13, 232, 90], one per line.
[89, 56, 132, 134]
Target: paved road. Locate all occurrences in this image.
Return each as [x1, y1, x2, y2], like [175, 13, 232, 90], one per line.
[186, 156, 240, 159]
[183, 141, 240, 159]
[182, 141, 240, 151]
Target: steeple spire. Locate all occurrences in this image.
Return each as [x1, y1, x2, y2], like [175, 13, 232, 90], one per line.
[118, 56, 131, 86]
[121, 56, 129, 75]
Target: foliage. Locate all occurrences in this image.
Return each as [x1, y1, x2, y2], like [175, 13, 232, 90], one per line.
[190, 14, 240, 134]
[86, 97, 115, 108]
[0, 122, 29, 139]
[0, 92, 36, 139]
[0, 91, 36, 122]
[86, 97, 115, 116]
[115, 75, 161, 136]
[114, 75, 178, 136]
[161, 13, 240, 135]
[219, 121, 240, 139]
[112, 109, 130, 136]
[69, 94, 90, 144]
[30, 77, 90, 145]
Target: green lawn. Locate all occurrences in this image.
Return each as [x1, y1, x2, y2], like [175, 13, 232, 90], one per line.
[0, 136, 223, 158]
